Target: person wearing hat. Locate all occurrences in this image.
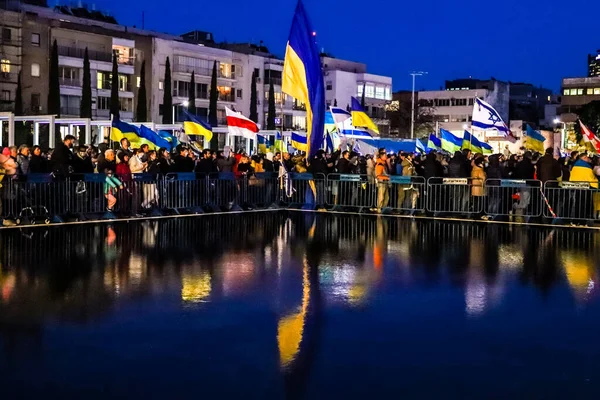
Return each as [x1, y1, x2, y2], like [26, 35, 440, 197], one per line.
[71, 145, 94, 174]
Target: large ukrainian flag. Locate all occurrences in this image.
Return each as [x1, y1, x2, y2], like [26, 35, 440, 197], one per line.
[183, 110, 213, 143]
[524, 124, 546, 153]
[111, 119, 141, 144]
[440, 129, 463, 153]
[291, 132, 308, 152]
[282, 0, 325, 159]
[462, 130, 483, 154]
[351, 97, 379, 134]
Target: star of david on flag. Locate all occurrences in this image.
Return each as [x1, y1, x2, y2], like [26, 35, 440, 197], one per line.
[472, 97, 515, 142]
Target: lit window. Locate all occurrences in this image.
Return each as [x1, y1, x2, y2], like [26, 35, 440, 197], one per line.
[577, 88, 584, 95]
[563, 89, 568, 96]
[357, 84, 364, 97]
[365, 85, 375, 98]
[547, 95, 551, 102]
[31, 63, 40, 77]
[385, 86, 391, 100]
[595, 88, 600, 95]
[136, 76, 141, 88]
[587, 88, 594, 95]
[0, 59, 10, 73]
[159, 81, 164, 90]
[375, 86, 385, 99]
[31, 33, 40, 46]
[97, 72, 108, 89]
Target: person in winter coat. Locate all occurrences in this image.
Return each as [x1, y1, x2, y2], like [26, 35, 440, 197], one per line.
[422, 152, 443, 180]
[29, 146, 48, 173]
[336, 151, 354, 174]
[97, 149, 116, 175]
[447, 151, 468, 178]
[71, 145, 94, 174]
[196, 149, 218, 174]
[513, 151, 535, 180]
[471, 157, 486, 197]
[51, 134, 76, 176]
[104, 169, 123, 212]
[129, 149, 148, 174]
[216, 151, 236, 173]
[16, 145, 30, 176]
[237, 155, 254, 176]
[536, 148, 561, 184]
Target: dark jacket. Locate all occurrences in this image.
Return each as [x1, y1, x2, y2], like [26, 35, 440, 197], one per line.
[336, 158, 354, 174]
[195, 158, 218, 174]
[536, 154, 561, 183]
[308, 157, 328, 176]
[157, 157, 172, 175]
[237, 162, 253, 175]
[262, 159, 274, 173]
[173, 155, 195, 172]
[51, 143, 73, 174]
[97, 159, 116, 174]
[447, 152, 468, 178]
[486, 155, 506, 180]
[216, 157, 236, 173]
[29, 155, 48, 174]
[513, 158, 535, 180]
[423, 154, 443, 180]
[147, 160, 161, 175]
[71, 154, 94, 174]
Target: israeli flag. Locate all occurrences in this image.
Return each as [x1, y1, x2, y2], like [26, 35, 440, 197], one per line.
[472, 98, 514, 142]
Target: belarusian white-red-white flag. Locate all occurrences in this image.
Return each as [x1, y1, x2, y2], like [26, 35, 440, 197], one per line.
[579, 120, 600, 153]
[225, 107, 259, 140]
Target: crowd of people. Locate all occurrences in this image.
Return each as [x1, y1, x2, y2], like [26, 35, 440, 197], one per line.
[0, 134, 599, 221]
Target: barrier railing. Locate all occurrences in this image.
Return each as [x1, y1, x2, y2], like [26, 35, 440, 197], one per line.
[484, 179, 543, 218]
[388, 176, 426, 213]
[426, 177, 484, 216]
[324, 174, 375, 211]
[163, 173, 207, 213]
[285, 173, 327, 209]
[243, 172, 278, 208]
[543, 181, 599, 221]
[208, 172, 239, 210]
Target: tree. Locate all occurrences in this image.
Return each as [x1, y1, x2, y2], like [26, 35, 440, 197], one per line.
[14, 71, 23, 116]
[188, 71, 196, 115]
[136, 60, 147, 122]
[110, 51, 120, 120]
[208, 60, 218, 149]
[162, 56, 172, 124]
[575, 100, 600, 145]
[267, 80, 276, 130]
[78, 47, 92, 143]
[346, 104, 351, 112]
[360, 83, 366, 108]
[47, 39, 61, 145]
[388, 97, 436, 138]
[249, 70, 258, 123]
[14, 71, 30, 145]
[333, 98, 337, 107]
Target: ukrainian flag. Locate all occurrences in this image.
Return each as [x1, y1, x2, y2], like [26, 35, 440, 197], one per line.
[183, 110, 213, 143]
[274, 131, 284, 152]
[427, 134, 441, 152]
[139, 125, 172, 151]
[291, 132, 308, 152]
[282, 0, 325, 159]
[351, 97, 379, 134]
[158, 130, 178, 151]
[440, 129, 463, 153]
[111, 119, 142, 145]
[481, 142, 493, 154]
[462, 130, 483, 154]
[525, 124, 546, 153]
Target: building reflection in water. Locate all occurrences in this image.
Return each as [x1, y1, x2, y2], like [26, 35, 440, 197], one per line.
[1, 214, 600, 394]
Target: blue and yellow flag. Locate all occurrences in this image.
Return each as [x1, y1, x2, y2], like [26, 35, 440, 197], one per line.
[282, 0, 325, 159]
[291, 132, 308, 152]
[440, 129, 463, 153]
[274, 131, 284, 152]
[111, 119, 141, 145]
[481, 141, 493, 154]
[139, 125, 172, 151]
[525, 125, 546, 153]
[462, 130, 483, 154]
[324, 110, 336, 135]
[427, 134, 441, 152]
[351, 97, 379, 134]
[158, 130, 178, 151]
[183, 110, 213, 143]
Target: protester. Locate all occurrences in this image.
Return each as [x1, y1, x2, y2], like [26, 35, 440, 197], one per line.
[16, 145, 30, 176]
[196, 149, 218, 174]
[97, 149, 116, 174]
[174, 145, 194, 172]
[71, 145, 94, 174]
[29, 145, 48, 173]
[51, 134, 76, 175]
[536, 148, 562, 183]
[129, 149, 148, 174]
[216, 151, 236, 173]
[375, 151, 390, 211]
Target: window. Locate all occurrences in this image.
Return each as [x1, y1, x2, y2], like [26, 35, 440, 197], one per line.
[159, 81, 164, 90]
[97, 96, 110, 110]
[118, 75, 129, 91]
[357, 84, 364, 97]
[326, 81, 332, 91]
[1, 90, 9, 101]
[31, 63, 40, 77]
[31, 33, 40, 46]
[136, 76, 141, 88]
[435, 99, 450, 107]
[197, 83, 208, 99]
[2, 28, 11, 42]
[31, 93, 40, 111]
[97, 72, 109, 89]
[577, 88, 584, 95]
[595, 88, 600, 95]
[1, 59, 10, 73]
[254, 68, 260, 79]
[587, 88, 594, 95]
[119, 98, 132, 112]
[385, 86, 391, 100]
[468, 98, 474, 106]
[365, 85, 375, 98]
[563, 89, 569, 96]
[452, 98, 467, 106]
[236, 89, 243, 99]
[375, 86, 385, 99]
[174, 80, 190, 97]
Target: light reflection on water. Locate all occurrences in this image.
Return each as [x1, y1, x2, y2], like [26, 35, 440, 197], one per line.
[1, 214, 600, 397]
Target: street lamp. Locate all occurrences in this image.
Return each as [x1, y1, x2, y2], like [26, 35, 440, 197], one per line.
[554, 118, 566, 150]
[410, 71, 427, 139]
[173, 100, 189, 123]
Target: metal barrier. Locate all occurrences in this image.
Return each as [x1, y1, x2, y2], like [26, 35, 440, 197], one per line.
[163, 173, 207, 213]
[484, 179, 543, 218]
[242, 172, 278, 208]
[426, 177, 484, 216]
[324, 174, 375, 211]
[208, 172, 239, 210]
[388, 176, 426, 213]
[68, 173, 108, 217]
[285, 173, 327, 209]
[543, 181, 599, 221]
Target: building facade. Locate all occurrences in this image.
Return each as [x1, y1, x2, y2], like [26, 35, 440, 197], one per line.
[560, 76, 600, 122]
[588, 50, 600, 77]
[0, 8, 22, 112]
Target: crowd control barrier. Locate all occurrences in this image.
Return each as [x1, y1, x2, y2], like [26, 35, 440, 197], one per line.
[285, 173, 327, 209]
[484, 179, 543, 219]
[426, 177, 484, 216]
[543, 181, 598, 222]
[324, 174, 375, 211]
[388, 176, 426, 213]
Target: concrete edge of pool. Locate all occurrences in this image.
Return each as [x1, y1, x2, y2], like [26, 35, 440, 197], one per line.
[1, 208, 599, 231]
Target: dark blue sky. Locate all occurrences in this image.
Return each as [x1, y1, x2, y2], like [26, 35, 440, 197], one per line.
[96, 0, 599, 92]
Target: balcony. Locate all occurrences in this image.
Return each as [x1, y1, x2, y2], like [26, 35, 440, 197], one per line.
[59, 77, 81, 87]
[0, 100, 14, 112]
[265, 78, 282, 86]
[293, 103, 306, 111]
[218, 93, 235, 103]
[0, 72, 18, 83]
[97, 81, 133, 92]
[0, 36, 21, 46]
[218, 71, 236, 80]
[60, 106, 80, 116]
[58, 46, 113, 63]
[173, 64, 211, 77]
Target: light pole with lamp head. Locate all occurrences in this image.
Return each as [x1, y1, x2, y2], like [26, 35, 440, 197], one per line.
[410, 71, 427, 139]
[173, 100, 189, 123]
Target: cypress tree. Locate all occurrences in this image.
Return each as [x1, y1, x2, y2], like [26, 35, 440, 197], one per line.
[110, 51, 120, 120]
[79, 48, 92, 143]
[136, 60, 147, 122]
[162, 56, 172, 124]
[14, 71, 29, 145]
[188, 71, 196, 115]
[249, 69, 258, 123]
[14, 71, 23, 116]
[361, 83, 366, 108]
[208, 60, 218, 149]
[47, 39, 60, 117]
[333, 98, 337, 107]
[267, 80, 276, 130]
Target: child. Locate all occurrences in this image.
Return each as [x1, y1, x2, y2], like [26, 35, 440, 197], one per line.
[104, 168, 123, 212]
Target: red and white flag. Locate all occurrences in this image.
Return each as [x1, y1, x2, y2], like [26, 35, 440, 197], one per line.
[226, 107, 259, 140]
[579, 120, 600, 153]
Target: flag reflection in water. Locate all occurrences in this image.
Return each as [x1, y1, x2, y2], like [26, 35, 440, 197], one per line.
[181, 272, 212, 303]
[561, 250, 596, 303]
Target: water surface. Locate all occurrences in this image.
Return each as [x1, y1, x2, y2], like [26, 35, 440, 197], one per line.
[0, 213, 599, 398]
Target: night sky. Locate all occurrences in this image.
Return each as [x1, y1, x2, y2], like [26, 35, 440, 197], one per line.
[93, 0, 600, 92]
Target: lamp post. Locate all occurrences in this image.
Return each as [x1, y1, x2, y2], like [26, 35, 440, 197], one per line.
[410, 71, 427, 139]
[173, 100, 189, 123]
[554, 118, 566, 151]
